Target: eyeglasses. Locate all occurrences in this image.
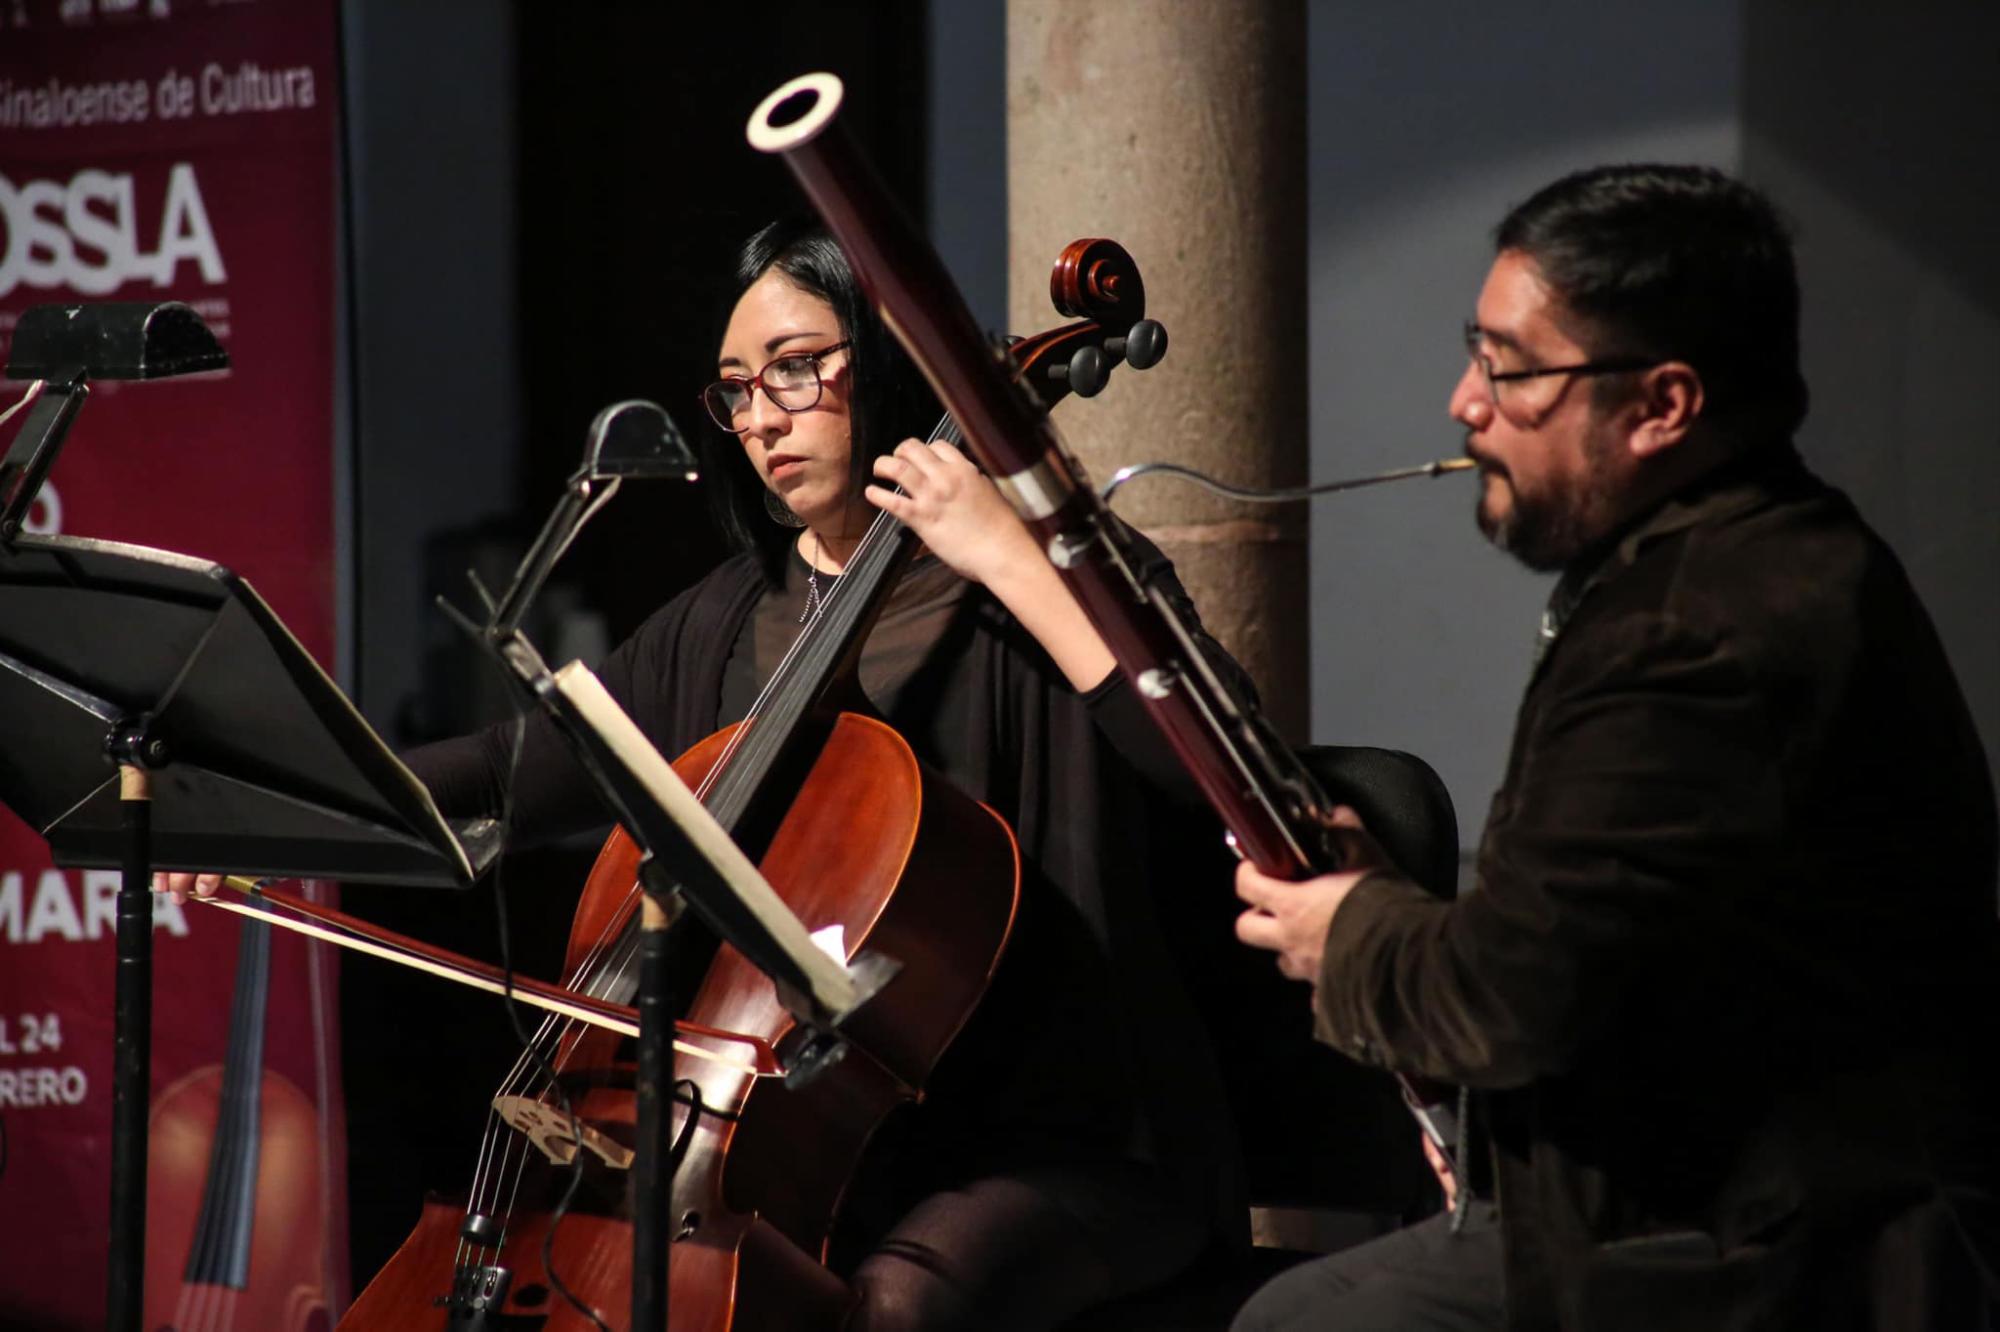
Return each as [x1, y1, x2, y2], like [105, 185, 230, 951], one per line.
[1462, 321, 1654, 405]
[701, 340, 852, 432]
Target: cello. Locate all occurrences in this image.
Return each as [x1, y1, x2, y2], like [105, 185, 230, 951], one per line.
[326, 239, 1170, 1329]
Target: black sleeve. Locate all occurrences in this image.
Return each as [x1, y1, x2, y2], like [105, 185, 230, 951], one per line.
[400, 581, 706, 848]
[1312, 611, 1779, 1088]
[401, 712, 604, 846]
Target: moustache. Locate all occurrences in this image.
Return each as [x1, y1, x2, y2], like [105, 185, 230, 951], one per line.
[1464, 439, 1508, 479]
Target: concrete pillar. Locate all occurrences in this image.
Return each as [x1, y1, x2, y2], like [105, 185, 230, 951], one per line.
[1008, 0, 1308, 738]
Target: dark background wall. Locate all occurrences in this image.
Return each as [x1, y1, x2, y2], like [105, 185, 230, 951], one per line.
[1300, 2, 1744, 855]
[1739, 2, 2000, 779]
[1296, 2, 2000, 855]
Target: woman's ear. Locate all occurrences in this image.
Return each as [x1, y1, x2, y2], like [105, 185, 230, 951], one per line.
[1629, 361, 1704, 460]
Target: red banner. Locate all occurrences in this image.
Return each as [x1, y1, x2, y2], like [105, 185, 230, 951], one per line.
[0, 2, 346, 1327]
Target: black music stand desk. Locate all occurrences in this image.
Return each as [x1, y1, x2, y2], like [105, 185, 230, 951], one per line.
[0, 532, 498, 1331]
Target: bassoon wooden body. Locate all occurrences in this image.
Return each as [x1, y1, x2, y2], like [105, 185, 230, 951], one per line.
[745, 72, 1469, 1194]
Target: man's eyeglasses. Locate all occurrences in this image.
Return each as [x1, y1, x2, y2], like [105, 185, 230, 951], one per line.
[701, 340, 852, 432]
[1462, 321, 1654, 405]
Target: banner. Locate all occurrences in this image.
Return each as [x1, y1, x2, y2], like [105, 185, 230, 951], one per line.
[0, 2, 346, 1326]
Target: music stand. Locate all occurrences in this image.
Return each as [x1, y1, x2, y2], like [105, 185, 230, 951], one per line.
[0, 533, 498, 1331]
[1, 301, 228, 544]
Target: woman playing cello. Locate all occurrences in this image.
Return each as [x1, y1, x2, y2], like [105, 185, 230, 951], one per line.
[169, 219, 1248, 1329]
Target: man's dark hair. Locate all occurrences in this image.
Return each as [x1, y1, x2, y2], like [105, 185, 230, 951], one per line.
[701, 218, 941, 583]
[1495, 164, 1809, 437]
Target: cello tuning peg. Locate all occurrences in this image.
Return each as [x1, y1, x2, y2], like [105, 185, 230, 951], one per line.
[1046, 345, 1111, 397]
[1115, 320, 1167, 371]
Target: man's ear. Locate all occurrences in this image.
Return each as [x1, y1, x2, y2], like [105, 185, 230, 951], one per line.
[1628, 362, 1704, 460]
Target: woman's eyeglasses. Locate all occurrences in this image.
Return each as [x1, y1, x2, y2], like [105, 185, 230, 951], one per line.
[701, 340, 851, 432]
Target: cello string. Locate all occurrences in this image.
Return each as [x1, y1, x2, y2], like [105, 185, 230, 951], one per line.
[451, 536, 869, 1280]
[545, 410, 959, 1022]
[470, 410, 965, 1161]
[455, 407, 971, 1305]
[666, 405, 950, 806]
[464, 971, 603, 1249]
[499, 416, 966, 1139]
[457, 713, 604, 1331]
[540, 409, 958, 1005]
[532, 372, 987, 1031]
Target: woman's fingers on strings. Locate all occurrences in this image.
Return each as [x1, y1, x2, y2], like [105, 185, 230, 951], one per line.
[874, 446, 937, 499]
[927, 439, 975, 472]
[875, 442, 961, 513]
[892, 436, 941, 476]
[863, 482, 908, 515]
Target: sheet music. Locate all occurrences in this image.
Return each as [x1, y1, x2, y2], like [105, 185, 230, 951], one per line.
[548, 660, 861, 1018]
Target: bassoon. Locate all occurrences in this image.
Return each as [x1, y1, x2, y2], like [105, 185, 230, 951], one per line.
[745, 72, 1468, 1200]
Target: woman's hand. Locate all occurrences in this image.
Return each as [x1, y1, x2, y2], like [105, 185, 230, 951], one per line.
[153, 871, 222, 906]
[866, 438, 1118, 692]
[864, 439, 1036, 588]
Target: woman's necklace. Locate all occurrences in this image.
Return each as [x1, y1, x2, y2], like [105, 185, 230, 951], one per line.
[799, 530, 824, 625]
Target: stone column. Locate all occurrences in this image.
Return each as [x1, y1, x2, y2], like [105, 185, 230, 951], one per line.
[1007, 0, 1308, 738]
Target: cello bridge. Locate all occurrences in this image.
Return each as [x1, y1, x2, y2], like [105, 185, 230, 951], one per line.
[492, 1094, 635, 1170]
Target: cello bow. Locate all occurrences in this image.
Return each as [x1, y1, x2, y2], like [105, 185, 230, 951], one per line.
[194, 877, 784, 1076]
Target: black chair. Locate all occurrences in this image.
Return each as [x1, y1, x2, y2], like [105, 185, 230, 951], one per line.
[1066, 745, 1461, 1330]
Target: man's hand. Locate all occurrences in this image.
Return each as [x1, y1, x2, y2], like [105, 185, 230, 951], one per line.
[1232, 807, 1385, 983]
[152, 872, 222, 906]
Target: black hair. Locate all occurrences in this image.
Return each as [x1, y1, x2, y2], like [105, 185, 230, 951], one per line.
[700, 218, 941, 583]
[1494, 164, 1809, 438]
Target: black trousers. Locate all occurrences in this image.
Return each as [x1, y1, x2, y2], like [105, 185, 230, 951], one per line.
[1230, 1203, 1506, 1332]
[844, 1160, 1209, 1331]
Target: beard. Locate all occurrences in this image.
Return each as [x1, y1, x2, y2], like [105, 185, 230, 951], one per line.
[1474, 436, 1620, 573]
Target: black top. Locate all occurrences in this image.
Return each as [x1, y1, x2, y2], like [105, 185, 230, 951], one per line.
[718, 545, 970, 724]
[406, 538, 1248, 1239]
[1315, 445, 2000, 1328]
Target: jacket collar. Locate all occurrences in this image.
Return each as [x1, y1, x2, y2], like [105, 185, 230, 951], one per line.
[1533, 442, 1807, 665]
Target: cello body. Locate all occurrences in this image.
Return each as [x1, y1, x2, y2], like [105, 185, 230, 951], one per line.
[144, 915, 334, 1332]
[342, 711, 1019, 1329]
[144, 1065, 333, 1332]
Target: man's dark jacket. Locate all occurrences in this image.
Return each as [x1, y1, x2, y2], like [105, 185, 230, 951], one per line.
[1316, 445, 2000, 1329]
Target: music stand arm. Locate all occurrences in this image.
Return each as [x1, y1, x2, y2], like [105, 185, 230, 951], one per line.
[486, 470, 613, 640]
[0, 377, 87, 547]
